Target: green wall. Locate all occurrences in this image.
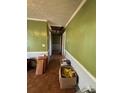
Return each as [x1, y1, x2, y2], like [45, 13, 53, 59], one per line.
[65, 0, 96, 77]
[27, 20, 48, 52]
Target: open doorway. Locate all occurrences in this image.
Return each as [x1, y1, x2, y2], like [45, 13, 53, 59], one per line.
[48, 26, 65, 56]
[52, 33, 62, 54]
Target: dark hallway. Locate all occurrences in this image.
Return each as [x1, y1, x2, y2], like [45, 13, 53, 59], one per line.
[27, 55, 75, 93]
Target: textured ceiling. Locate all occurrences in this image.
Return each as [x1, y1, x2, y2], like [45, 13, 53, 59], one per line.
[27, 0, 83, 26]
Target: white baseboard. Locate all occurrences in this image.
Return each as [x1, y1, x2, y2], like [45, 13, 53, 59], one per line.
[27, 51, 48, 59]
[65, 50, 96, 90]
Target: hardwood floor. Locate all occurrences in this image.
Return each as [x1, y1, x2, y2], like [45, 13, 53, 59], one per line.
[27, 54, 75, 93]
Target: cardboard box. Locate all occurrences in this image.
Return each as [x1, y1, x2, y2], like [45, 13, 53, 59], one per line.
[59, 66, 77, 89]
[37, 55, 48, 73]
[35, 60, 44, 75]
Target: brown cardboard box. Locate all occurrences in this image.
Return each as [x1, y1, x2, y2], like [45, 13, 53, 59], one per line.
[37, 55, 48, 73]
[35, 60, 44, 75]
[59, 66, 77, 89]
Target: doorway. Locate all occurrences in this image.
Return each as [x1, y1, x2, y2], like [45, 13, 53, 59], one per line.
[48, 26, 65, 56]
[52, 33, 62, 54]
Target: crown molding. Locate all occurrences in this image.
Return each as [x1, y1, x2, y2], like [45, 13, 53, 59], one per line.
[27, 18, 48, 22]
[65, 0, 87, 28]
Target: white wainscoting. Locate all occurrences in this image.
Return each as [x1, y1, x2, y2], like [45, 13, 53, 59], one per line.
[27, 51, 48, 59]
[65, 50, 96, 90]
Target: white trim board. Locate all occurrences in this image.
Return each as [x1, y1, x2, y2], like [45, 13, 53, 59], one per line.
[65, 0, 87, 28]
[65, 50, 96, 90]
[62, 31, 66, 55]
[27, 51, 48, 59]
[48, 23, 52, 30]
[27, 18, 48, 22]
